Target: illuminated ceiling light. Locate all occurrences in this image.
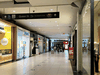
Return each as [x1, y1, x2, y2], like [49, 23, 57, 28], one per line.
[55, 21, 57, 23]
[50, 9, 53, 11]
[30, 22, 31, 23]
[57, 25, 58, 26]
[85, 11, 87, 13]
[13, 10, 15, 12]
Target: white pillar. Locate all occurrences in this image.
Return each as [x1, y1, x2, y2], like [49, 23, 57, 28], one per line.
[77, 12, 83, 72]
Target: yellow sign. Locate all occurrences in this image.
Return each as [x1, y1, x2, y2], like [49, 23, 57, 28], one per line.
[0, 27, 11, 49]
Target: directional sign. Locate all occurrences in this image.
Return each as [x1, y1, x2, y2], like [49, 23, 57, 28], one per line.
[2, 12, 59, 20]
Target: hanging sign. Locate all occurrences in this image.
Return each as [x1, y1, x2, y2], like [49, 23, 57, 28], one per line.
[63, 41, 68, 44]
[2, 12, 59, 20]
[69, 47, 74, 59]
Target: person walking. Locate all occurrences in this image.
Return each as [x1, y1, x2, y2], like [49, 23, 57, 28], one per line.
[63, 47, 64, 52]
[57, 47, 59, 53]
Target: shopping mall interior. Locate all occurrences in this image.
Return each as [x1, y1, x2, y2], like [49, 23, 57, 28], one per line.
[0, 0, 99, 75]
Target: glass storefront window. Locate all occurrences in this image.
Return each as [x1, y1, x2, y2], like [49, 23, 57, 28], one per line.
[17, 28, 30, 59]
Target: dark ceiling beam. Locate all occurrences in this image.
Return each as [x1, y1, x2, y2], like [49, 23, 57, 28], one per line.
[14, 0, 29, 4]
[79, 0, 87, 14]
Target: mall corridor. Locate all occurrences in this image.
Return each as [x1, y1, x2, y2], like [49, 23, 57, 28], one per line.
[0, 51, 73, 75]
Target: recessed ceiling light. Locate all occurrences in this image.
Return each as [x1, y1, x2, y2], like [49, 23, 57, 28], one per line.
[57, 25, 58, 26]
[55, 21, 57, 23]
[50, 9, 53, 11]
[13, 10, 15, 12]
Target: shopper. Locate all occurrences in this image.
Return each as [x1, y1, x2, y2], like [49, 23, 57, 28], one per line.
[63, 47, 64, 52]
[57, 47, 59, 53]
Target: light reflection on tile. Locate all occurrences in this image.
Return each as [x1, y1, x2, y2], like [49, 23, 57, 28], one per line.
[0, 51, 73, 75]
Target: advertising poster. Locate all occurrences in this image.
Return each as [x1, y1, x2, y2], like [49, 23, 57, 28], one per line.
[69, 47, 74, 59]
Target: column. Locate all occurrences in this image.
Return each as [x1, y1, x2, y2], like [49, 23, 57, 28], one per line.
[77, 12, 83, 72]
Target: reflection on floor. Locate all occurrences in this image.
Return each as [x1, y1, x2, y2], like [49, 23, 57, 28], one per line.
[83, 50, 90, 75]
[0, 50, 73, 75]
[94, 55, 100, 75]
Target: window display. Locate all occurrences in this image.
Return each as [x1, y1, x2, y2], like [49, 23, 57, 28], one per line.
[17, 28, 30, 59]
[65, 44, 68, 49]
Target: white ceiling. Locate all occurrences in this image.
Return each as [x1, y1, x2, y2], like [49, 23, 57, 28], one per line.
[0, 0, 12, 2]
[0, 0, 84, 39]
[14, 5, 78, 39]
[15, 0, 28, 2]
[28, 0, 76, 6]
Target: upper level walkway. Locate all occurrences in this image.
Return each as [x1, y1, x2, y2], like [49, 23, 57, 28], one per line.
[0, 50, 73, 75]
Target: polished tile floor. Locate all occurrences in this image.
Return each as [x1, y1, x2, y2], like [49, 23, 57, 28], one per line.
[0, 50, 73, 75]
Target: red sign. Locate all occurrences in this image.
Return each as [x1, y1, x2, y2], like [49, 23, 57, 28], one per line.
[69, 47, 74, 55]
[63, 41, 68, 44]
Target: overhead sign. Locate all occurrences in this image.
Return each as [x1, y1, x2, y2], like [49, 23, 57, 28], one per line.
[2, 12, 59, 20]
[63, 41, 68, 44]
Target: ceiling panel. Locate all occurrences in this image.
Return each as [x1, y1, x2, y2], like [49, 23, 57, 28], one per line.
[0, 0, 12, 2]
[28, 0, 76, 6]
[30, 6, 57, 13]
[5, 7, 29, 14]
[0, 8, 4, 13]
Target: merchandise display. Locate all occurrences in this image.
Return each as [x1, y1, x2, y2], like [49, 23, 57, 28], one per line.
[17, 28, 30, 59]
[0, 25, 12, 63]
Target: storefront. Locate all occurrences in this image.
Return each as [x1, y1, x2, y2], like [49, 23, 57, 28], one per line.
[16, 26, 30, 60]
[46, 39, 49, 52]
[38, 35, 43, 54]
[0, 19, 16, 63]
[63, 41, 69, 50]
[30, 32, 34, 57]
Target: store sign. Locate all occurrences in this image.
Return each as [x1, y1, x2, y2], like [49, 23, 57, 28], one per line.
[63, 41, 68, 44]
[1, 38, 8, 46]
[69, 47, 74, 59]
[2, 12, 59, 20]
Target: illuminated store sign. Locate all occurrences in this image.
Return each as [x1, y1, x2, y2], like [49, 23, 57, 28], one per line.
[2, 12, 59, 20]
[63, 41, 68, 44]
[1, 38, 8, 46]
